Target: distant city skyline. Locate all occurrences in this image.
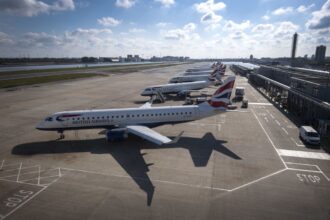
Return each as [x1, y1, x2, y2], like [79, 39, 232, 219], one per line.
[0, 0, 329, 58]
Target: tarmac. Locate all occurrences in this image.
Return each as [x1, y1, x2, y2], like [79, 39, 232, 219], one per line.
[0, 63, 329, 220]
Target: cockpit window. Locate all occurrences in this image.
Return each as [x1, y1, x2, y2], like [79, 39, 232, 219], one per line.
[45, 117, 53, 122]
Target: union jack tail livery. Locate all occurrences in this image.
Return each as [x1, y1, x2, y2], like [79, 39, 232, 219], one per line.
[208, 76, 235, 108]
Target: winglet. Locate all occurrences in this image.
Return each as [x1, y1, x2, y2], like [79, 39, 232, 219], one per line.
[167, 131, 184, 144]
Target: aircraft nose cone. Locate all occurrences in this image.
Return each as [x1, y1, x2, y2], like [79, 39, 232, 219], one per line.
[36, 122, 45, 130]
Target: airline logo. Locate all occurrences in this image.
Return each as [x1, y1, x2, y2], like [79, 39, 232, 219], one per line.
[56, 114, 82, 122]
[208, 76, 235, 108]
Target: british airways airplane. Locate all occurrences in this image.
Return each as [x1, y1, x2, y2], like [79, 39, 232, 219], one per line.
[140, 80, 212, 97]
[169, 70, 223, 83]
[36, 76, 236, 145]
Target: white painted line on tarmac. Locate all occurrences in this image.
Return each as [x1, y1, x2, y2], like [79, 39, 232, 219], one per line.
[16, 163, 22, 182]
[217, 124, 221, 132]
[1, 165, 39, 173]
[315, 164, 330, 181]
[285, 162, 330, 181]
[264, 117, 269, 123]
[281, 127, 289, 135]
[278, 149, 330, 160]
[290, 137, 305, 147]
[285, 162, 317, 167]
[251, 108, 288, 168]
[248, 102, 273, 106]
[269, 113, 275, 119]
[275, 120, 281, 126]
[229, 169, 287, 192]
[287, 168, 322, 173]
[61, 167, 230, 192]
[266, 110, 270, 114]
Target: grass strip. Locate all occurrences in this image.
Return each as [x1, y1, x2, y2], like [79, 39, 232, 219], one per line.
[0, 73, 105, 89]
[0, 62, 184, 76]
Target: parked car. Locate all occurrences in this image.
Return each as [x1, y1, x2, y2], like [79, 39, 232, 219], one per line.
[299, 126, 320, 145]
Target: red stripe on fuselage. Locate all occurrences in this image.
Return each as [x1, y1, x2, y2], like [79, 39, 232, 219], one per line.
[208, 100, 228, 108]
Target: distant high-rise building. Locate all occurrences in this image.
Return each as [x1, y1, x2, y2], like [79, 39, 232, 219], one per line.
[250, 54, 253, 60]
[315, 45, 326, 62]
[291, 32, 298, 59]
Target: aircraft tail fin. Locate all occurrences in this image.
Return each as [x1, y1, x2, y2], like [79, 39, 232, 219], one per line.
[207, 76, 235, 108]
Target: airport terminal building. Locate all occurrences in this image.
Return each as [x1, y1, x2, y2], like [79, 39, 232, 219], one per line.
[245, 65, 330, 137]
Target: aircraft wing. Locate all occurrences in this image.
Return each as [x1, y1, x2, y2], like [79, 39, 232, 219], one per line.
[126, 125, 174, 145]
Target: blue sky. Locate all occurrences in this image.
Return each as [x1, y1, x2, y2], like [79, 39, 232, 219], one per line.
[0, 0, 329, 58]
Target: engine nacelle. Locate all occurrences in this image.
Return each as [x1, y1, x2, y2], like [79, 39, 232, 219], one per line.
[106, 129, 128, 142]
[177, 91, 189, 97]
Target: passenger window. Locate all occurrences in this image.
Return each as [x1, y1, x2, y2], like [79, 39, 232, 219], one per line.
[121, 115, 124, 118]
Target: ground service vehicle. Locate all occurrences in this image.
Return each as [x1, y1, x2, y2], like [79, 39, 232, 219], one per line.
[299, 126, 320, 145]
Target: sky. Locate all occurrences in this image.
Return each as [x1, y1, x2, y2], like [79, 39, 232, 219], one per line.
[0, 0, 329, 58]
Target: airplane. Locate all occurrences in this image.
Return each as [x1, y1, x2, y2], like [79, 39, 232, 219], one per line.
[36, 76, 236, 146]
[169, 68, 225, 83]
[140, 80, 213, 97]
[185, 62, 223, 73]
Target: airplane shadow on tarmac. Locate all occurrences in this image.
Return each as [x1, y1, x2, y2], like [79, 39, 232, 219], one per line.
[12, 132, 240, 206]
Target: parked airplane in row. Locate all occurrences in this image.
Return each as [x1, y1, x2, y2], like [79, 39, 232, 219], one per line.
[185, 62, 223, 73]
[37, 76, 236, 145]
[169, 68, 225, 83]
[140, 80, 212, 97]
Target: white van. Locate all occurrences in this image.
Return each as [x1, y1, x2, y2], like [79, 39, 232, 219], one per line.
[299, 126, 320, 145]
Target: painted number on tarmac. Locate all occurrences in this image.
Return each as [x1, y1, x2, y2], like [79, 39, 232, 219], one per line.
[3, 190, 34, 208]
[296, 174, 321, 184]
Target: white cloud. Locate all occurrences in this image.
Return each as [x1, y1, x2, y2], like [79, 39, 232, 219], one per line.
[0, 0, 75, 17]
[154, 0, 175, 7]
[156, 22, 170, 28]
[0, 32, 14, 45]
[252, 23, 274, 33]
[97, 17, 121, 27]
[201, 11, 222, 24]
[164, 23, 199, 40]
[129, 28, 145, 33]
[115, 0, 136, 8]
[306, 0, 330, 29]
[272, 7, 293, 16]
[223, 20, 251, 31]
[262, 15, 270, 20]
[194, 0, 226, 13]
[71, 28, 112, 37]
[297, 4, 315, 13]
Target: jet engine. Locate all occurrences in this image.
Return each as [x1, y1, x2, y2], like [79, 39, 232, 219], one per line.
[106, 129, 128, 142]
